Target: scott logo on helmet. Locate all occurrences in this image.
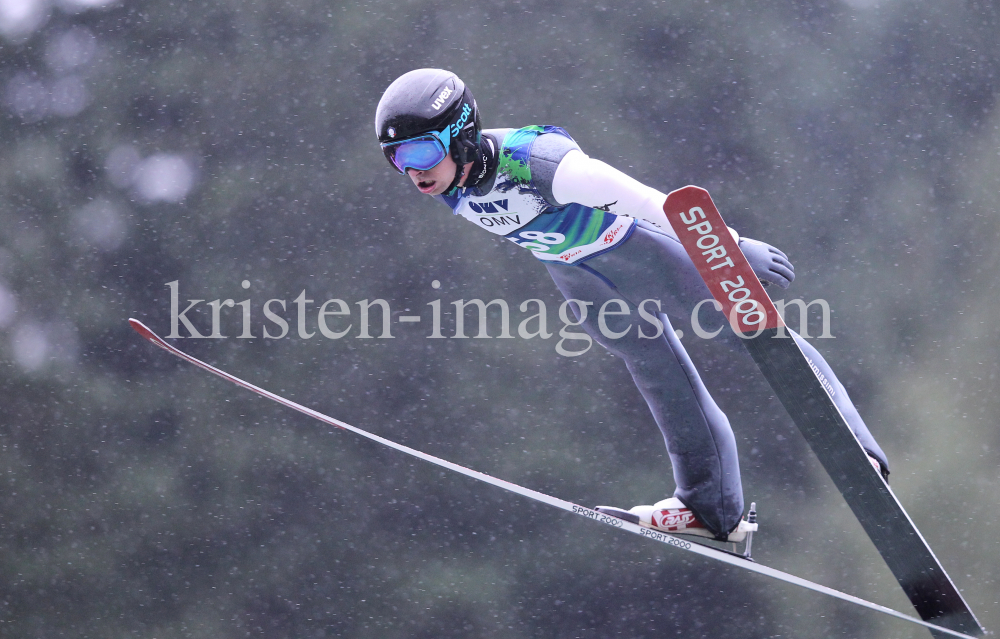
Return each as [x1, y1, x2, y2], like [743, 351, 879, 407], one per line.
[431, 86, 453, 110]
[450, 103, 472, 137]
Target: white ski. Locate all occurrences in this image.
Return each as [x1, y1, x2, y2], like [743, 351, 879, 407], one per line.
[129, 318, 977, 639]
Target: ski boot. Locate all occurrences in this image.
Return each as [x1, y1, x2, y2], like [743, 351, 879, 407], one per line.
[867, 451, 890, 482]
[595, 497, 758, 543]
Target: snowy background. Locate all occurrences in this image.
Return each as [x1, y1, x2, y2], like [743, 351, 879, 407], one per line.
[0, 0, 998, 637]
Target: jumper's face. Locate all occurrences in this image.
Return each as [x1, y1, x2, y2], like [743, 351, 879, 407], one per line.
[406, 153, 458, 196]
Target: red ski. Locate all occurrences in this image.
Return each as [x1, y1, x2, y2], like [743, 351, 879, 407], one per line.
[662, 186, 984, 638]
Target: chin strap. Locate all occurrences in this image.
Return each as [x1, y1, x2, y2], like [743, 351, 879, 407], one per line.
[444, 159, 466, 196]
[445, 137, 495, 196]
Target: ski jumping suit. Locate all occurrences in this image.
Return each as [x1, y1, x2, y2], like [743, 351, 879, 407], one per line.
[437, 126, 888, 537]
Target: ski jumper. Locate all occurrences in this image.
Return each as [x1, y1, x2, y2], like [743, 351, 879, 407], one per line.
[438, 126, 888, 537]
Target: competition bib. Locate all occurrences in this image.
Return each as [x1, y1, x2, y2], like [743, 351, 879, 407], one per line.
[451, 126, 635, 264]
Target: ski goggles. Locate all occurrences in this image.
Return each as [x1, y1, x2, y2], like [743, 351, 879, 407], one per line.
[381, 126, 452, 174]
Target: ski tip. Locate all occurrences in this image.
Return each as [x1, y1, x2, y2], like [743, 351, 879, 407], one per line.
[128, 318, 156, 341]
[667, 184, 710, 198]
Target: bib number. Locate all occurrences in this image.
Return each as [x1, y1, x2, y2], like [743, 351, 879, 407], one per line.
[513, 231, 565, 252]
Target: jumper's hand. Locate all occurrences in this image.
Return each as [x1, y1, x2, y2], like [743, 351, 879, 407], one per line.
[739, 237, 795, 289]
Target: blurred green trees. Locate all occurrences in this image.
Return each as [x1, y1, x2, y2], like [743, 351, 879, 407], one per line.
[0, 0, 997, 637]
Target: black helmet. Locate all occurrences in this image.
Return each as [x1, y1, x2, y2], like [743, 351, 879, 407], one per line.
[376, 69, 481, 174]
